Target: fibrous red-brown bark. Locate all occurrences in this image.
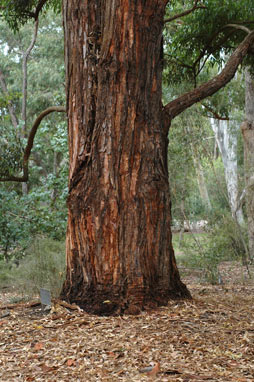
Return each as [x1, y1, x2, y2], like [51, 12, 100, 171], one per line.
[61, 2, 254, 315]
[61, 0, 190, 315]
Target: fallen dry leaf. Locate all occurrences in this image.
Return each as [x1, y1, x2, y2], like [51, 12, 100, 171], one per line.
[33, 342, 43, 351]
[66, 359, 76, 367]
[0, 261, 254, 381]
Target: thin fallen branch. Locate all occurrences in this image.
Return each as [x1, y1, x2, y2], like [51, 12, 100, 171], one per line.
[43, 318, 90, 329]
[0, 311, 10, 318]
[53, 299, 81, 311]
[0, 300, 40, 310]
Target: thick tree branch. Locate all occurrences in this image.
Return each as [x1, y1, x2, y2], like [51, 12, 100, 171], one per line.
[163, 30, 254, 130]
[0, 106, 66, 182]
[164, 0, 206, 23]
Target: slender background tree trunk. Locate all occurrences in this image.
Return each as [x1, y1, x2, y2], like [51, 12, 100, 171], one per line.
[190, 138, 212, 211]
[21, 19, 39, 195]
[61, 0, 190, 315]
[211, 118, 244, 225]
[241, 68, 254, 261]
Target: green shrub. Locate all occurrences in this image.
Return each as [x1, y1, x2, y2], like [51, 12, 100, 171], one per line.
[3, 236, 66, 297]
[206, 213, 248, 262]
[175, 213, 248, 283]
[0, 186, 67, 264]
[0, 260, 13, 287]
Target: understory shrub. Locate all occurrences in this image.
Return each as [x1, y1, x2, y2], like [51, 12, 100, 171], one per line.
[0, 236, 66, 297]
[176, 213, 249, 283]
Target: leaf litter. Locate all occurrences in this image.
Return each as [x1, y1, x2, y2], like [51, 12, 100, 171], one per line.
[1, 264, 254, 381]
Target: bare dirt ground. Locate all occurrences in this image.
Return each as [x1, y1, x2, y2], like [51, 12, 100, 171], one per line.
[0, 262, 254, 381]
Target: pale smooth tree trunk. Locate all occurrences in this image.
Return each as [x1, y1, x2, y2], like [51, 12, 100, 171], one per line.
[211, 118, 244, 225]
[241, 68, 254, 261]
[191, 143, 212, 210]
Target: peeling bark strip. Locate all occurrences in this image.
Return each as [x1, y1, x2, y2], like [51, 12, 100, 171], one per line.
[61, 0, 190, 315]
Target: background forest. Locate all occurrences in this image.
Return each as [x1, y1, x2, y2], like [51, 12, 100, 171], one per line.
[0, 2, 252, 294]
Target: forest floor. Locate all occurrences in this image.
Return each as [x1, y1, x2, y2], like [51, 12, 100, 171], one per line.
[0, 262, 254, 381]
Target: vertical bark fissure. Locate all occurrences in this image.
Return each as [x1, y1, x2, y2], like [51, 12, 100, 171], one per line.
[61, 0, 190, 314]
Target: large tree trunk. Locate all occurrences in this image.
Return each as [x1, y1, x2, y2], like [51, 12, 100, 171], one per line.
[60, 2, 254, 315]
[61, 0, 190, 315]
[241, 68, 254, 262]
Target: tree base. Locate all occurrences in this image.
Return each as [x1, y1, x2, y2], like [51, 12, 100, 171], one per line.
[60, 281, 191, 316]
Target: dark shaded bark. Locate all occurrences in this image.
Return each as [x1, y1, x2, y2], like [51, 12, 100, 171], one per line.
[61, 0, 190, 315]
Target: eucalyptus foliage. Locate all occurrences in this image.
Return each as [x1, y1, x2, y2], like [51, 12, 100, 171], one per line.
[0, 0, 61, 31]
[164, 0, 254, 85]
